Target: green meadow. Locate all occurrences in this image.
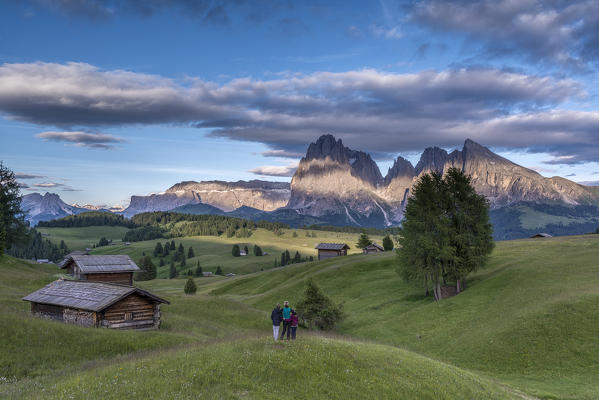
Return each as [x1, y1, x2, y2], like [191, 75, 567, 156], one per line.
[2, 231, 599, 399]
[37, 226, 385, 276]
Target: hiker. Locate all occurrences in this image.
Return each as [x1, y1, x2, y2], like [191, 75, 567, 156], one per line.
[271, 303, 283, 341]
[280, 300, 292, 340]
[290, 309, 298, 340]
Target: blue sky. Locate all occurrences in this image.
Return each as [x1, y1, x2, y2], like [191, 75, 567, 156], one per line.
[1, 0, 599, 206]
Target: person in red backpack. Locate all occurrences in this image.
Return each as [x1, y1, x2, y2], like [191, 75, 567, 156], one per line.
[290, 309, 299, 340]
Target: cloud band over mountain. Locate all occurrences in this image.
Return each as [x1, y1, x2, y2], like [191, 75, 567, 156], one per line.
[1, 61, 598, 162]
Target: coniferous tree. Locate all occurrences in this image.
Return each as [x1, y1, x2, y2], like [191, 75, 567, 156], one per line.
[0, 162, 27, 256]
[159, 258, 165, 267]
[296, 278, 344, 330]
[274, 258, 278, 268]
[356, 232, 372, 249]
[154, 242, 163, 257]
[188, 246, 194, 258]
[382, 235, 394, 251]
[180, 251, 186, 267]
[163, 245, 170, 257]
[285, 250, 291, 264]
[309, 255, 314, 262]
[135, 256, 157, 281]
[178, 243, 184, 254]
[243, 245, 249, 255]
[397, 169, 493, 300]
[97, 237, 109, 247]
[280, 252, 287, 266]
[253, 245, 262, 256]
[232, 244, 240, 257]
[184, 277, 197, 294]
[169, 259, 177, 279]
[293, 251, 301, 263]
[170, 240, 176, 251]
[215, 266, 223, 275]
[195, 265, 203, 277]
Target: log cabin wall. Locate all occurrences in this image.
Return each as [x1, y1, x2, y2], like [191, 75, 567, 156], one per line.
[63, 307, 97, 327]
[317, 249, 342, 260]
[31, 303, 64, 321]
[101, 294, 156, 329]
[84, 272, 133, 286]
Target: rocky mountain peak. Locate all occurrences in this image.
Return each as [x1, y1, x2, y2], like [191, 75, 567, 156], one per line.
[384, 156, 415, 185]
[305, 134, 349, 163]
[415, 146, 449, 175]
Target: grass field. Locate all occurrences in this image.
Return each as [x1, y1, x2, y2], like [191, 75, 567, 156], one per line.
[3, 233, 599, 399]
[37, 226, 385, 276]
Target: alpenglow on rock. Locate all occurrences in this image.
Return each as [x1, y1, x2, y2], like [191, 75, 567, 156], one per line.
[122, 180, 291, 217]
[285, 134, 599, 227]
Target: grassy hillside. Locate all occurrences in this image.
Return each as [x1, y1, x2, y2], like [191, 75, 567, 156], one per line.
[36, 226, 130, 251]
[0, 255, 519, 400]
[210, 234, 599, 399]
[37, 226, 385, 276]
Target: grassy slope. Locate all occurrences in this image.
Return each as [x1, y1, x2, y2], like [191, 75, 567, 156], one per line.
[210, 235, 599, 400]
[38, 226, 384, 276]
[0, 255, 518, 400]
[36, 226, 130, 251]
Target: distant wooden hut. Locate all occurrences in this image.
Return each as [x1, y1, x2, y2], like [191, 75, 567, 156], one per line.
[362, 242, 384, 254]
[60, 255, 140, 285]
[315, 243, 350, 260]
[23, 280, 169, 329]
[530, 233, 552, 238]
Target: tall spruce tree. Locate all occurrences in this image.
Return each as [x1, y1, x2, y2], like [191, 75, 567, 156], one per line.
[184, 277, 197, 294]
[293, 251, 301, 263]
[382, 235, 394, 251]
[153, 242, 163, 257]
[0, 162, 27, 256]
[397, 169, 493, 300]
[356, 232, 372, 249]
[232, 244, 240, 257]
[135, 256, 157, 281]
[188, 246, 194, 258]
[169, 259, 177, 279]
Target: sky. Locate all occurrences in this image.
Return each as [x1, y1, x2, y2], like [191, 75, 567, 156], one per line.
[1, 0, 599, 207]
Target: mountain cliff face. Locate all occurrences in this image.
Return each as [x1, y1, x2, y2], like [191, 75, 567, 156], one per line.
[123, 180, 290, 217]
[21, 192, 88, 225]
[286, 135, 599, 227]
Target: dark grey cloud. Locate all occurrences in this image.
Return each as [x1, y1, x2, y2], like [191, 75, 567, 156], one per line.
[411, 0, 599, 68]
[15, 173, 46, 179]
[35, 131, 126, 149]
[249, 163, 298, 177]
[2, 62, 599, 163]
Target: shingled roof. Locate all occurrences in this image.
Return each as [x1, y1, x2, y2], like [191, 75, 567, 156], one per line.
[22, 280, 169, 312]
[315, 243, 350, 250]
[60, 255, 140, 274]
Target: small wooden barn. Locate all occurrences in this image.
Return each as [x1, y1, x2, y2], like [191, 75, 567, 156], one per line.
[23, 280, 169, 329]
[363, 242, 384, 254]
[315, 243, 350, 260]
[530, 233, 552, 238]
[60, 255, 140, 285]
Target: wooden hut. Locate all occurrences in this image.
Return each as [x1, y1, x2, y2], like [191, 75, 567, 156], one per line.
[315, 243, 350, 260]
[23, 280, 169, 329]
[530, 233, 552, 238]
[60, 255, 140, 285]
[362, 242, 384, 254]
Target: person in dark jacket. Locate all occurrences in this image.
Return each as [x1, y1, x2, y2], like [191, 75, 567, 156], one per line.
[290, 309, 299, 340]
[271, 303, 283, 341]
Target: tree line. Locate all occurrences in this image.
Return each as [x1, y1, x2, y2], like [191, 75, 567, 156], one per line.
[37, 212, 136, 228]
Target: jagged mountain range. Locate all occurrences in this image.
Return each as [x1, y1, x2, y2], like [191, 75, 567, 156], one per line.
[22, 135, 599, 238]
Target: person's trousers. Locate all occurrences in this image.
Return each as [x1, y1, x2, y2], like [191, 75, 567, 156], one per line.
[280, 320, 291, 339]
[290, 326, 297, 340]
[273, 325, 280, 340]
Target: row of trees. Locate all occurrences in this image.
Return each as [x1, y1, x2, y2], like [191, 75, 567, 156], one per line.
[6, 230, 71, 262]
[276, 250, 312, 267]
[355, 232, 394, 251]
[37, 212, 136, 228]
[231, 244, 264, 257]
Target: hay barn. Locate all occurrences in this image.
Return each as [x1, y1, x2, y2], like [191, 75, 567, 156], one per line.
[315, 243, 350, 260]
[362, 242, 384, 254]
[23, 280, 169, 329]
[60, 255, 139, 285]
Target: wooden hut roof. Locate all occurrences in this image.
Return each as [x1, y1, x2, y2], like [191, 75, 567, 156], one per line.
[60, 255, 140, 273]
[530, 233, 552, 238]
[364, 242, 384, 251]
[315, 243, 350, 250]
[22, 280, 168, 312]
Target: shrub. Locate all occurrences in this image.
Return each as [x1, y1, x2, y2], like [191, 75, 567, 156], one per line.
[184, 277, 197, 294]
[296, 278, 344, 330]
[232, 244, 240, 257]
[382, 235, 394, 251]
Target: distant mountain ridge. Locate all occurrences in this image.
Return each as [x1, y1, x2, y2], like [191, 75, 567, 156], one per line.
[21, 135, 599, 238]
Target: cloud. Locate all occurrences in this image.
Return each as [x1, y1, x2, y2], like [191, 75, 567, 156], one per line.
[2, 62, 599, 163]
[15, 173, 46, 179]
[371, 25, 403, 39]
[30, 181, 80, 191]
[249, 162, 298, 177]
[565, 173, 576, 177]
[259, 150, 304, 158]
[36, 131, 125, 149]
[578, 180, 599, 186]
[411, 0, 599, 68]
